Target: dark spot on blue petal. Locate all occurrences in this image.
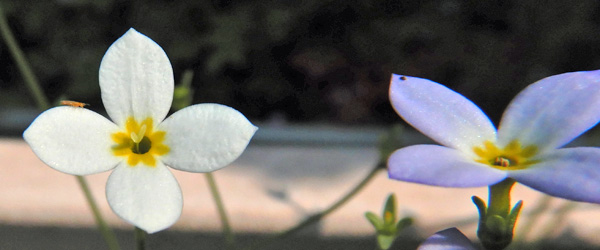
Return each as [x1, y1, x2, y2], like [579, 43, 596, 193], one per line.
[400, 76, 407, 81]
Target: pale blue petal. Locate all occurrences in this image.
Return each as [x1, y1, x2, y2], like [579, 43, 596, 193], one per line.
[509, 147, 600, 203]
[389, 74, 496, 154]
[418, 228, 476, 250]
[498, 70, 600, 152]
[388, 145, 506, 187]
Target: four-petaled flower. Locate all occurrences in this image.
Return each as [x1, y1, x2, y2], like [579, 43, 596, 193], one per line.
[388, 71, 600, 203]
[23, 28, 258, 233]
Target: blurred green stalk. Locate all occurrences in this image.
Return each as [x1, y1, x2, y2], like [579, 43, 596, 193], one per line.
[206, 173, 235, 249]
[135, 227, 146, 250]
[0, 4, 48, 109]
[0, 4, 120, 250]
[248, 162, 383, 250]
[173, 70, 236, 249]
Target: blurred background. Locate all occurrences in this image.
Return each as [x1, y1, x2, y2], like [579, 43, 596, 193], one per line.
[3, 0, 600, 132]
[2, 0, 600, 249]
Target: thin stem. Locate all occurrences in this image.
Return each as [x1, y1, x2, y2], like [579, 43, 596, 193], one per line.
[478, 178, 518, 250]
[249, 163, 383, 250]
[134, 227, 147, 250]
[0, 3, 49, 109]
[0, 4, 120, 250]
[205, 172, 235, 249]
[487, 178, 515, 218]
[77, 176, 121, 250]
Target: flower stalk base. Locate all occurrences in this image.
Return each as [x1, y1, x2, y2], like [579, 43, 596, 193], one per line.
[472, 179, 523, 250]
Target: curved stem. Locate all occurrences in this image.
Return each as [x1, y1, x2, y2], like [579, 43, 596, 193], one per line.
[205, 172, 235, 249]
[134, 227, 147, 250]
[249, 163, 383, 250]
[0, 5, 120, 250]
[77, 176, 121, 250]
[0, 3, 49, 109]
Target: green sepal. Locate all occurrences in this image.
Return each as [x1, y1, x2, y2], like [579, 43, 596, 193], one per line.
[365, 212, 384, 229]
[472, 195, 487, 219]
[507, 200, 523, 231]
[395, 217, 413, 231]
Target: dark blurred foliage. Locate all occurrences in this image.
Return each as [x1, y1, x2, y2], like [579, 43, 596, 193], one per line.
[2, 0, 600, 125]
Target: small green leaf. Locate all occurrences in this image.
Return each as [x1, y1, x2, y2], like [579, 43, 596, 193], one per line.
[376, 234, 396, 250]
[365, 212, 384, 229]
[395, 217, 413, 232]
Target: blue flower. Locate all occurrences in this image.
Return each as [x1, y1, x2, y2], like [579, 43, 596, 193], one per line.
[388, 71, 600, 203]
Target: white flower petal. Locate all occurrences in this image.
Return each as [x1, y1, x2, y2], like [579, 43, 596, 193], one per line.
[23, 107, 120, 175]
[99, 28, 174, 127]
[389, 74, 496, 153]
[106, 161, 182, 234]
[159, 104, 257, 172]
[498, 70, 600, 152]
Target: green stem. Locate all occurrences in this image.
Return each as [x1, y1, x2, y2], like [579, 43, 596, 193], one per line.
[488, 179, 515, 218]
[477, 178, 519, 250]
[205, 172, 235, 249]
[0, 3, 49, 109]
[134, 227, 147, 250]
[77, 176, 121, 250]
[249, 163, 383, 250]
[0, 4, 120, 250]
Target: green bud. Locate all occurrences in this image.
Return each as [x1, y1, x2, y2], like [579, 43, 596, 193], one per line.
[364, 194, 412, 250]
[172, 69, 195, 111]
[383, 194, 397, 225]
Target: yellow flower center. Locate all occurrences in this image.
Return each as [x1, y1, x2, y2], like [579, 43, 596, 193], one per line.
[472, 140, 538, 170]
[111, 117, 169, 167]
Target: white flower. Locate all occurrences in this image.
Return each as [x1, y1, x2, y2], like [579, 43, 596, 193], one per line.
[23, 28, 257, 233]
